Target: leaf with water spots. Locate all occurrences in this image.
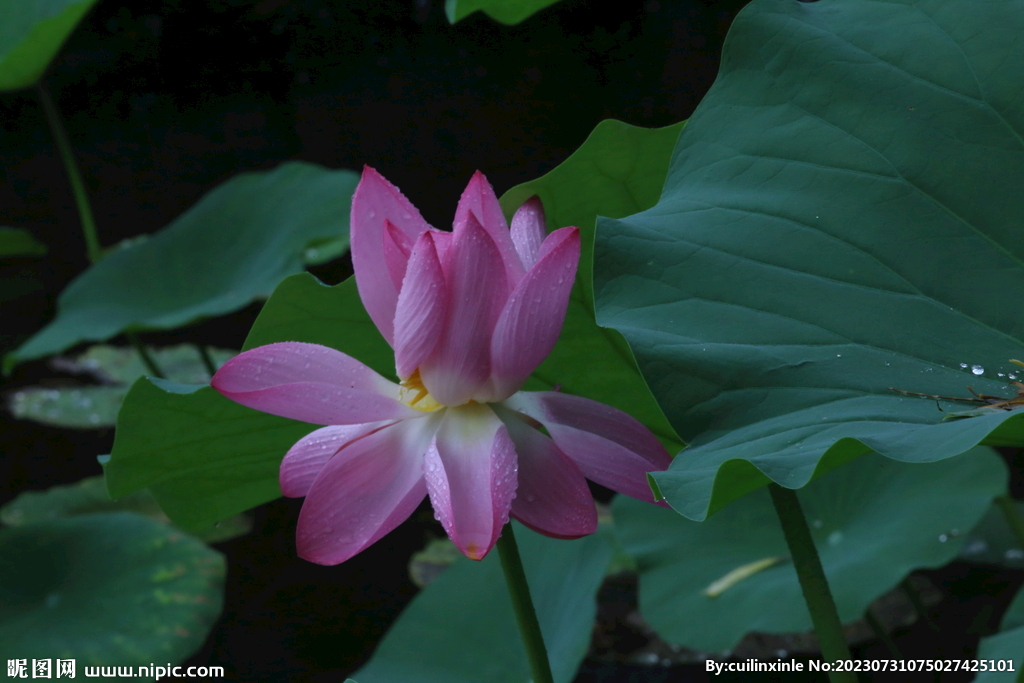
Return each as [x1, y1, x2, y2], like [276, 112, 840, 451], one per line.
[958, 498, 1024, 569]
[612, 449, 1006, 652]
[6, 344, 236, 429]
[0, 476, 251, 544]
[0, 513, 224, 665]
[594, 0, 1024, 519]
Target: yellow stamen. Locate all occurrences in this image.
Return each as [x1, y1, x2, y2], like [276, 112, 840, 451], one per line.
[399, 370, 444, 412]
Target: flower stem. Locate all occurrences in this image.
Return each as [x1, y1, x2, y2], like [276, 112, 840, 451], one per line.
[863, 606, 902, 659]
[768, 483, 856, 683]
[899, 576, 938, 631]
[128, 332, 165, 379]
[496, 523, 554, 683]
[196, 344, 218, 378]
[36, 82, 102, 264]
[995, 494, 1024, 550]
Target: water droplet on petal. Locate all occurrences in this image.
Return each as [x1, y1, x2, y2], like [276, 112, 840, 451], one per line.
[972, 365, 984, 375]
[960, 363, 968, 368]
[938, 533, 948, 542]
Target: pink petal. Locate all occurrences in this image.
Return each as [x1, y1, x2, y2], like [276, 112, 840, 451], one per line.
[212, 342, 417, 425]
[351, 166, 434, 345]
[296, 416, 439, 565]
[453, 171, 526, 285]
[489, 227, 580, 400]
[502, 391, 672, 504]
[509, 197, 547, 269]
[500, 410, 597, 539]
[423, 403, 517, 560]
[280, 422, 391, 497]
[383, 219, 414, 292]
[394, 231, 448, 380]
[420, 213, 508, 406]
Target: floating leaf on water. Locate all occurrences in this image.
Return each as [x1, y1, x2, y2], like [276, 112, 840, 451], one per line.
[6, 344, 237, 430]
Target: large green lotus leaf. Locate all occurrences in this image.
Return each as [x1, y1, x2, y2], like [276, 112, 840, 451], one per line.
[5, 162, 358, 372]
[613, 448, 1006, 652]
[0, 227, 46, 257]
[0, 512, 224, 665]
[1, 476, 251, 545]
[105, 275, 393, 530]
[593, 0, 1024, 520]
[975, 585, 1024, 682]
[500, 119, 685, 451]
[7, 344, 236, 429]
[444, 0, 563, 24]
[0, 0, 99, 91]
[105, 379, 306, 532]
[355, 522, 611, 683]
[958, 499, 1024, 568]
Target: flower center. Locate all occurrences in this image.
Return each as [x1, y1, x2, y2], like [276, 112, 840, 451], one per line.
[398, 369, 444, 412]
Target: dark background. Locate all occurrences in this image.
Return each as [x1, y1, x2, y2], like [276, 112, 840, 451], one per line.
[1, 0, 1019, 681]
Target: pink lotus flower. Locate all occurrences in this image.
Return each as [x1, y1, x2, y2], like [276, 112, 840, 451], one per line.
[212, 167, 671, 564]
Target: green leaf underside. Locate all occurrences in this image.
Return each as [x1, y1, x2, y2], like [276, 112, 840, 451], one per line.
[109, 118, 686, 529]
[0, 476, 251, 544]
[0, 0, 100, 91]
[354, 522, 611, 683]
[593, 0, 1024, 520]
[444, 0, 563, 25]
[501, 119, 685, 452]
[0, 227, 46, 257]
[6, 162, 357, 372]
[0, 513, 224, 664]
[8, 344, 235, 429]
[975, 585, 1024, 682]
[613, 449, 1006, 652]
[959, 499, 1024, 568]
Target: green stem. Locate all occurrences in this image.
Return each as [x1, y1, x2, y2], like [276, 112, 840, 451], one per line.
[496, 523, 554, 683]
[768, 484, 856, 683]
[127, 332, 165, 379]
[995, 495, 1024, 550]
[196, 344, 218, 378]
[36, 82, 102, 264]
[863, 606, 902, 659]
